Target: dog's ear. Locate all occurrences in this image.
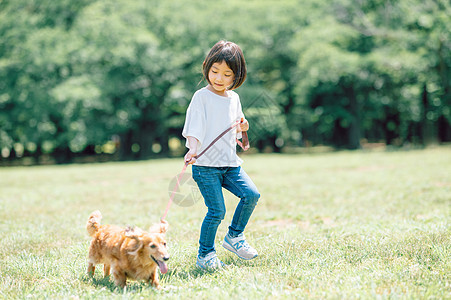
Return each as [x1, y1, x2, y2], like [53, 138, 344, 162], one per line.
[149, 220, 168, 234]
[125, 226, 143, 238]
[159, 219, 168, 233]
[125, 226, 144, 255]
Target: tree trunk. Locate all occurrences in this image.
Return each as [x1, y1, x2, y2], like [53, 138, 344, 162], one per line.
[421, 84, 439, 145]
[119, 130, 134, 161]
[348, 90, 361, 149]
[344, 86, 361, 149]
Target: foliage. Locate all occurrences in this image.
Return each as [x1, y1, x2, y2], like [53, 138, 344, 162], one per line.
[0, 0, 450, 162]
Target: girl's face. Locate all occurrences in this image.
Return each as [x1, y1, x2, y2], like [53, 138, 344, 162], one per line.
[207, 61, 235, 96]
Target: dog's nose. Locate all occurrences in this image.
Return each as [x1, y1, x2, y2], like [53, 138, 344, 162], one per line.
[163, 256, 170, 261]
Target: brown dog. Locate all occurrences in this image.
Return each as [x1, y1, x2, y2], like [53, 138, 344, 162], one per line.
[86, 210, 169, 289]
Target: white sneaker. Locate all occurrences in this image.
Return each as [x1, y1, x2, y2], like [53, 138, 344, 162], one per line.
[222, 233, 258, 260]
[196, 252, 225, 270]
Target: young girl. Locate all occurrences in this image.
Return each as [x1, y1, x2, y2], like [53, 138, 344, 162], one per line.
[182, 40, 260, 270]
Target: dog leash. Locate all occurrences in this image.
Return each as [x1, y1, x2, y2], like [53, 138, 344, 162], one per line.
[161, 119, 248, 221]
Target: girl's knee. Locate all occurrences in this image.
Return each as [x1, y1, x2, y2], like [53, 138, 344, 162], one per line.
[207, 207, 226, 220]
[217, 209, 226, 220]
[245, 190, 260, 205]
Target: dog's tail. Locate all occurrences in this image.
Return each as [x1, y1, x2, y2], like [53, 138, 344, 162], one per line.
[86, 210, 102, 237]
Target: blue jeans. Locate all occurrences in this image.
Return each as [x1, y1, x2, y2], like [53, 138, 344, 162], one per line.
[192, 165, 260, 257]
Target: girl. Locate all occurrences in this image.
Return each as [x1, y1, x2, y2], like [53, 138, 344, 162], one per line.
[182, 40, 260, 270]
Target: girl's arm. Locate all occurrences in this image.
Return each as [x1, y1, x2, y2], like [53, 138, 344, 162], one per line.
[184, 136, 199, 165]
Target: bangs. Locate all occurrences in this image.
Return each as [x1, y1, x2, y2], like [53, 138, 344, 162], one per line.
[203, 41, 247, 90]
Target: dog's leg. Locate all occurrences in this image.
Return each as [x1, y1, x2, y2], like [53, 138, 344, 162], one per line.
[112, 269, 127, 288]
[103, 264, 111, 277]
[87, 263, 95, 276]
[149, 271, 160, 289]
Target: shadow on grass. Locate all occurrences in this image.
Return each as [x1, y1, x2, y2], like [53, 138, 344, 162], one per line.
[80, 256, 259, 292]
[80, 267, 214, 293]
[160, 265, 219, 282]
[160, 255, 260, 282]
[80, 274, 159, 293]
[81, 274, 116, 292]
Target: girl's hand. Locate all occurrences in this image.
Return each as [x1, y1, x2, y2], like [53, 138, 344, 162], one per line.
[184, 149, 197, 165]
[185, 136, 199, 165]
[238, 118, 249, 132]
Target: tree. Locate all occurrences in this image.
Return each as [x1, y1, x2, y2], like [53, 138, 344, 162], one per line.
[1, 0, 450, 163]
[331, 0, 451, 145]
[0, 0, 92, 161]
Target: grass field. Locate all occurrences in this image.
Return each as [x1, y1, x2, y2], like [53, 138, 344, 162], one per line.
[0, 148, 450, 299]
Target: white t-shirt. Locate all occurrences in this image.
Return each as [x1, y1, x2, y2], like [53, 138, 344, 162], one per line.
[182, 87, 245, 167]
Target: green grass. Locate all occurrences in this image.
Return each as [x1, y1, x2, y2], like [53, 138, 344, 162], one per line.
[1, 148, 450, 299]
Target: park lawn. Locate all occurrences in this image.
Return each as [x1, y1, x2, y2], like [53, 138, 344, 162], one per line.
[0, 148, 450, 299]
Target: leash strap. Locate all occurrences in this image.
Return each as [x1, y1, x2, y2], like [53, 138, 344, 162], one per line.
[237, 131, 249, 151]
[162, 120, 246, 221]
[161, 162, 187, 221]
[194, 120, 241, 160]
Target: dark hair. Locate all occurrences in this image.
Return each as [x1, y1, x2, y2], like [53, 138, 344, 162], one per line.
[202, 40, 247, 90]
